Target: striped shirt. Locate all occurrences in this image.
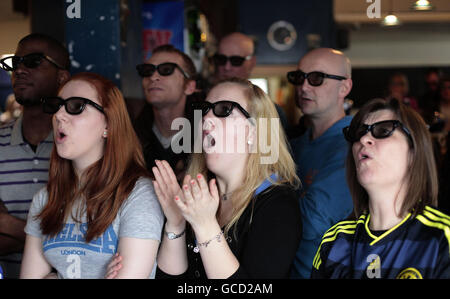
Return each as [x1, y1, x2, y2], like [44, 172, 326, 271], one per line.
[0, 116, 53, 277]
[312, 206, 450, 279]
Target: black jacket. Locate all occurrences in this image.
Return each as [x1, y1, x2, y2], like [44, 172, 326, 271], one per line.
[156, 184, 302, 279]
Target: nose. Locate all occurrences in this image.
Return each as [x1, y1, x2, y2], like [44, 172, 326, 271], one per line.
[202, 110, 217, 130]
[359, 130, 374, 146]
[300, 77, 314, 93]
[145, 68, 160, 82]
[54, 104, 69, 122]
[224, 60, 233, 71]
[13, 61, 29, 76]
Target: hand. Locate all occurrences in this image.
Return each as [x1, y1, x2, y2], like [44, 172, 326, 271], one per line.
[105, 253, 123, 279]
[152, 160, 187, 230]
[175, 174, 220, 233]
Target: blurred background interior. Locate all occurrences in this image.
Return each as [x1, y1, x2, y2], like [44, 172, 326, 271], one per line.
[0, 0, 449, 127]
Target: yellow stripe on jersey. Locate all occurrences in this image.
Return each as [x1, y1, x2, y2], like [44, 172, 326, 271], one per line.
[416, 214, 450, 255]
[312, 222, 361, 270]
[424, 206, 450, 224]
[321, 215, 366, 240]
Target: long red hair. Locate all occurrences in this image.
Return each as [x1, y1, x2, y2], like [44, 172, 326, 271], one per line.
[38, 72, 149, 242]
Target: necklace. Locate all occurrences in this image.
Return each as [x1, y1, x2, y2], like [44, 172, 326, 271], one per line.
[221, 192, 233, 201]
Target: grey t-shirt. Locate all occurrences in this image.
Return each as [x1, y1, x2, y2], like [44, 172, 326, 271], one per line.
[25, 177, 164, 279]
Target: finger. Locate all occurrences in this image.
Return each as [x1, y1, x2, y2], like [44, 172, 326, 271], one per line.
[182, 174, 191, 187]
[196, 174, 211, 198]
[109, 254, 122, 268]
[182, 183, 194, 205]
[161, 160, 179, 185]
[152, 168, 170, 200]
[155, 160, 172, 185]
[106, 254, 122, 273]
[190, 178, 202, 200]
[105, 270, 116, 279]
[152, 166, 165, 189]
[105, 263, 122, 279]
[209, 178, 220, 201]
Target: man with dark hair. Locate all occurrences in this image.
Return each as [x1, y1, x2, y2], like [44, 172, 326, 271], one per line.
[134, 45, 196, 180]
[0, 33, 70, 278]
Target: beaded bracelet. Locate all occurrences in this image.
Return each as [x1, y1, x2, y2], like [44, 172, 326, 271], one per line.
[193, 230, 224, 253]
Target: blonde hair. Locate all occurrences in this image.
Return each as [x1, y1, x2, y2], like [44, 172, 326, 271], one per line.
[187, 78, 300, 237]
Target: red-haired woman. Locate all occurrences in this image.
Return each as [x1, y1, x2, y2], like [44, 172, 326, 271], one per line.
[20, 72, 164, 279]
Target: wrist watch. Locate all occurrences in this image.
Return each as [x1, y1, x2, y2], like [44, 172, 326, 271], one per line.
[165, 228, 186, 240]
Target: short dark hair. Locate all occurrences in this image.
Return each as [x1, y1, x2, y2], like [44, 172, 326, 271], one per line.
[346, 98, 438, 217]
[152, 44, 196, 79]
[18, 33, 70, 70]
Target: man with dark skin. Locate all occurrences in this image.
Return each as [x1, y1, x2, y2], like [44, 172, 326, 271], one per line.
[0, 33, 70, 278]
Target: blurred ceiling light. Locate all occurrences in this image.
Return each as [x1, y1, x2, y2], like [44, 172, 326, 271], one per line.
[382, 14, 401, 26]
[412, 0, 434, 11]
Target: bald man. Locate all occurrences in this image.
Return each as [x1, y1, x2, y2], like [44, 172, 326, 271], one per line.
[288, 48, 354, 278]
[212, 32, 289, 131]
[212, 32, 256, 83]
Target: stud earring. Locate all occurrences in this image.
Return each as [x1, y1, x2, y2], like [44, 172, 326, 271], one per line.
[103, 130, 108, 138]
[247, 139, 253, 145]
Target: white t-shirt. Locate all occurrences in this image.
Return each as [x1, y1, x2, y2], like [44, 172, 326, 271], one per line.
[25, 177, 164, 279]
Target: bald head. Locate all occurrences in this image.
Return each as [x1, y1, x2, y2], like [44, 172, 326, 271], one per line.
[294, 48, 353, 133]
[214, 32, 256, 81]
[299, 48, 351, 79]
[219, 32, 255, 56]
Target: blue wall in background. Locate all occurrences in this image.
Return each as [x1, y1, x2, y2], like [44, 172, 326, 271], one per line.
[64, 0, 122, 87]
[238, 0, 335, 65]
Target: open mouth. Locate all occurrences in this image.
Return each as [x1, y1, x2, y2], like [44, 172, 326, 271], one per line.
[359, 152, 371, 162]
[55, 129, 67, 143]
[203, 133, 216, 149]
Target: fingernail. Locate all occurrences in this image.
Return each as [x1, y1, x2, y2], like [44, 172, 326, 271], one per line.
[175, 196, 179, 201]
[183, 185, 189, 190]
[191, 180, 196, 185]
[197, 174, 202, 179]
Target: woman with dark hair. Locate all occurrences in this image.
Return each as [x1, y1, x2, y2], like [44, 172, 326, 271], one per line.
[312, 98, 450, 279]
[20, 72, 164, 278]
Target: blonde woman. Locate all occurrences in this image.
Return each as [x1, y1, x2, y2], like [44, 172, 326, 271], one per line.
[106, 78, 302, 279]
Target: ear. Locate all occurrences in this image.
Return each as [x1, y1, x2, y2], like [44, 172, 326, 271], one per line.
[57, 70, 71, 87]
[184, 79, 196, 96]
[247, 122, 257, 152]
[339, 78, 353, 98]
[248, 56, 257, 70]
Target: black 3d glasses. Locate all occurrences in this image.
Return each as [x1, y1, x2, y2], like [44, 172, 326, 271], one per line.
[0, 53, 64, 72]
[287, 70, 346, 86]
[42, 96, 105, 115]
[343, 120, 413, 145]
[136, 62, 190, 79]
[192, 100, 251, 119]
[212, 54, 252, 67]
